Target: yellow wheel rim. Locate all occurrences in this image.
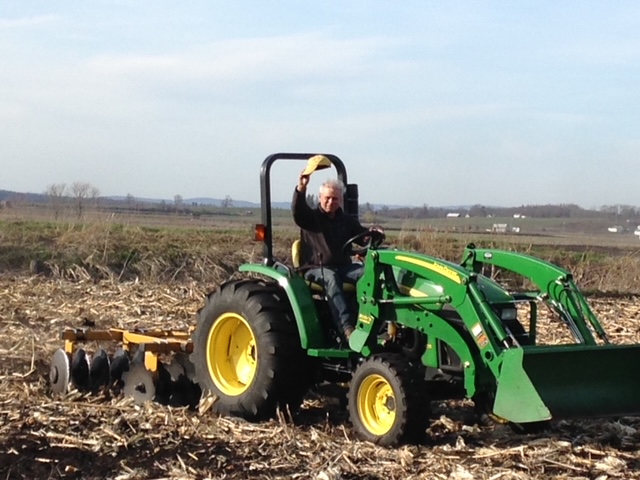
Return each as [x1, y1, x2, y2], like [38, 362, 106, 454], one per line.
[206, 313, 257, 396]
[357, 374, 396, 435]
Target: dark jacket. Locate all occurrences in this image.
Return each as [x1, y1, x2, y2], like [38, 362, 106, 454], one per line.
[292, 188, 368, 268]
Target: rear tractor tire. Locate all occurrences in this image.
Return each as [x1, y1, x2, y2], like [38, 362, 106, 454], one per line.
[191, 280, 308, 421]
[348, 353, 430, 446]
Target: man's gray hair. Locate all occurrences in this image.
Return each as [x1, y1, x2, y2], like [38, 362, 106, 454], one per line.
[319, 178, 345, 195]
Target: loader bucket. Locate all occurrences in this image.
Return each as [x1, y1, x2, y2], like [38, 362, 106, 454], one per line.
[493, 344, 640, 424]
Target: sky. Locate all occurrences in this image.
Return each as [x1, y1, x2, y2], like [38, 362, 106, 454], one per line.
[1, 1, 639, 209]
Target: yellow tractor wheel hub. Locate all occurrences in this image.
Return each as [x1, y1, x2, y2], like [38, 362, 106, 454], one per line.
[206, 313, 257, 396]
[358, 374, 396, 435]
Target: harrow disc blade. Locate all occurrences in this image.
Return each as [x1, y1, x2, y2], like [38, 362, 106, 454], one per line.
[122, 363, 156, 404]
[50, 349, 71, 394]
[174, 352, 196, 381]
[71, 348, 91, 391]
[110, 348, 130, 384]
[171, 374, 203, 410]
[89, 348, 111, 390]
[165, 358, 186, 381]
[154, 362, 174, 404]
[170, 353, 202, 408]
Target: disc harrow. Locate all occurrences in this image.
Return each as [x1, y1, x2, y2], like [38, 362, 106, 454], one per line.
[50, 328, 201, 408]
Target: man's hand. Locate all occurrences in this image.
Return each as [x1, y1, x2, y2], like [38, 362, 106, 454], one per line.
[367, 225, 386, 247]
[297, 171, 310, 192]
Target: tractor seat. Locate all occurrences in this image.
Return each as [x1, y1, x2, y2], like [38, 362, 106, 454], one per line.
[291, 240, 356, 293]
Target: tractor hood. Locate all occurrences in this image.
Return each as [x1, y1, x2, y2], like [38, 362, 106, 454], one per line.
[393, 265, 514, 306]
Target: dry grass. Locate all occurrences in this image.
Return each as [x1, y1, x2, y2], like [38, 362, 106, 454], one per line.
[3, 216, 640, 478]
[2, 275, 640, 479]
[2, 214, 640, 292]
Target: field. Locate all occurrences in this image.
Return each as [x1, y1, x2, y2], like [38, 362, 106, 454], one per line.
[2, 211, 640, 479]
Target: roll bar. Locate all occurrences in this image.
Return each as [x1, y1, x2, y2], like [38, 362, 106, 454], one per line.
[259, 152, 359, 265]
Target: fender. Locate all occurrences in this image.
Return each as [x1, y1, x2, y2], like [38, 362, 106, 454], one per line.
[238, 263, 325, 349]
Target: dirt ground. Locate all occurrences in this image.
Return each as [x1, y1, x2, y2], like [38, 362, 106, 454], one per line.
[2, 274, 640, 479]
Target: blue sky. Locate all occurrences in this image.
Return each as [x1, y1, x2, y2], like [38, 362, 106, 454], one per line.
[1, 2, 639, 208]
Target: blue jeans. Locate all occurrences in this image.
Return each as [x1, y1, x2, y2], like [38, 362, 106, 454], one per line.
[305, 263, 363, 335]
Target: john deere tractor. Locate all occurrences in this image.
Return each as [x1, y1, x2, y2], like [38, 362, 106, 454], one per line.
[51, 153, 640, 447]
[187, 153, 640, 446]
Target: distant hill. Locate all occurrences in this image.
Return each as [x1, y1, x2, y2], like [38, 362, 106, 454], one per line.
[2, 188, 114, 205]
[4, 189, 638, 223]
[0, 188, 418, 210]
[0, 189, 47, 203]
[0, 189, 486, 212]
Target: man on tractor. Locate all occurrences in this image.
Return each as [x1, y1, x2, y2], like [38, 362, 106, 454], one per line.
[292, 155, 382, 342]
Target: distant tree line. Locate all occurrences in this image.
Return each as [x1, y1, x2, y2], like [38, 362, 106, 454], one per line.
[361, 203, 640, 221]
[45, 182, 100, 219]
[1, 185, 638, 223]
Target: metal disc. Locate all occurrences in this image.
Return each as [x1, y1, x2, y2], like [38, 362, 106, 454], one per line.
[89, 348, 111, 390]
[174, 352, 196, 381]
[122, 363, 156, 404]
[110, 348, 130, 384]
[165, 358, 186, 381]
[172, 353, 202, 408]
[71, 348, 91, 390]
[170, 373, 203, 409]
[50, 349, 71, 394]
[154, 362, 173, 404]
[131, 349, 145, 365]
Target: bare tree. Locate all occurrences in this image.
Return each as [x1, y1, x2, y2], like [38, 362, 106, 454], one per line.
[126, 193, 135, 205]
[45, 183, 67, 219]
[71, 181, 94, 219]
[222, 195, 233, 208]
[174, 194, 183, 213]
[89, 185, 100, 208]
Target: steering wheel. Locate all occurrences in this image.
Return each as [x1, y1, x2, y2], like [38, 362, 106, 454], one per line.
[342, 229, 385, 256]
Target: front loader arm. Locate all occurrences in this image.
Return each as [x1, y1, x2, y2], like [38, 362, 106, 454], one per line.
[461, 245, 572, 292]
[461, 246, 607, 344]
[351, 249, 511, 395]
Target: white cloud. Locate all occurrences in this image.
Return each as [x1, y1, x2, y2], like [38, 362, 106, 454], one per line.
[85, 33, 396, 86]
[0, 14, 61, 29]
[1, 4, 639, 207]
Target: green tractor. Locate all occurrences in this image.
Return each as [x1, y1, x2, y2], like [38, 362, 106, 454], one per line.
[189, 152, 640, 446]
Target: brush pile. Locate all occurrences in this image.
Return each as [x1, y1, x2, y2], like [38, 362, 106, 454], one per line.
[2, 274, 640, 479]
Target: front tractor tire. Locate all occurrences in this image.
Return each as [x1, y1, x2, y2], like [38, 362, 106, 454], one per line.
[191, 279, 308, 420]
[348, 354, 429, 446]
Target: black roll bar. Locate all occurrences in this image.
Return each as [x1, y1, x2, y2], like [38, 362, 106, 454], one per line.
[259, 152, 358, 265]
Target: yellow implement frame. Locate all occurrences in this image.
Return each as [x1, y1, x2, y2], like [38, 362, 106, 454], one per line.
[60, 328, 194, 375]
